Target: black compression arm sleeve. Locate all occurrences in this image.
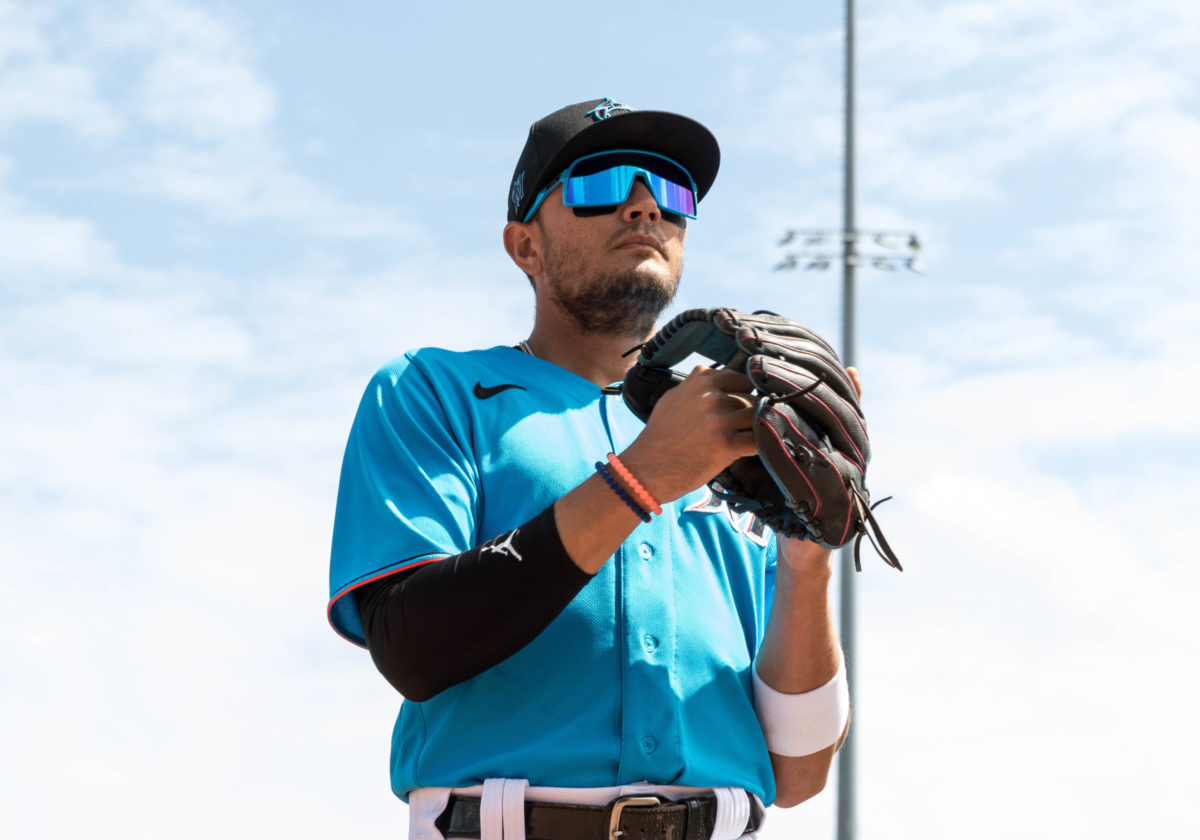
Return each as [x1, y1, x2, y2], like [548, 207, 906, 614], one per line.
[355, 505, 593, 702]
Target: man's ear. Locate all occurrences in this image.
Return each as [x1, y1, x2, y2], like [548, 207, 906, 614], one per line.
[503, 221, 544, 277]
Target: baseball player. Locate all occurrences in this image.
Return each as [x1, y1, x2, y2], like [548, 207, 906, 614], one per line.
[328, 98, 852, 840]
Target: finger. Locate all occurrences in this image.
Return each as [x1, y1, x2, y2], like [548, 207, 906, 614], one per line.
[679, 367, 755, 399]
[846, 366, 863, 399]
[723, 405, 757, 429]
[706, 368, 755, 393]
[729, 427, 758, 454]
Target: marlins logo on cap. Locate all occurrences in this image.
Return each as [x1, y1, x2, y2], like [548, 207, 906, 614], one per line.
[587, 98, 636, 121]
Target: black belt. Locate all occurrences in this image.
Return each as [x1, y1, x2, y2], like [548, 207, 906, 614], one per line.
[434, 792, 763, 840]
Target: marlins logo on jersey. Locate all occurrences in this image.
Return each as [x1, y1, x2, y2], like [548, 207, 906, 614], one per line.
[685, 487, 772, 547]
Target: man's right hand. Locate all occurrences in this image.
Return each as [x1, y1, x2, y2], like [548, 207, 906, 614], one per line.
[618, 365, 760, 505]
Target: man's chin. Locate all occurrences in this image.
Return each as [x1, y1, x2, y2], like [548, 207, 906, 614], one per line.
[562, 289, 674, 337]
[546, 258, 681, 336]
[625, 262, 679, 297]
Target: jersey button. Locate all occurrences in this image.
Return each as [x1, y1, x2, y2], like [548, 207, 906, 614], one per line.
[642, 634, 659, 653]
[637, 543, 654, 560]
[640, 736, 657, 754]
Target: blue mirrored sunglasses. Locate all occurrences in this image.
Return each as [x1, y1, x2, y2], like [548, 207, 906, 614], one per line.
[522, 149, 699, 223]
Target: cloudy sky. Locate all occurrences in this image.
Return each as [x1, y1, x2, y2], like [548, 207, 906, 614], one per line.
[2, 0, 1197, 837]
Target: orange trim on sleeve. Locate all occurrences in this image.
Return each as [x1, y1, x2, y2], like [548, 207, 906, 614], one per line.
[326, 556, 447, 647]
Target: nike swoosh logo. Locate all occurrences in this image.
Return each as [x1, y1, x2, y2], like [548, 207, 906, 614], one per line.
[473, 381, 527, 399]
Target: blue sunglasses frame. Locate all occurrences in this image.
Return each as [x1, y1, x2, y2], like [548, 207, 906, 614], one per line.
[522, 149, 699, 224]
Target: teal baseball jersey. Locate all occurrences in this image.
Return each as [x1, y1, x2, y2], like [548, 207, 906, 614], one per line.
[328, 345, 781, 803]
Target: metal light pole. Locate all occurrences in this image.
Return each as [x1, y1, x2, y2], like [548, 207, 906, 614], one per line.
[838, 2, 859, 837]
[773, 4, 922, 837]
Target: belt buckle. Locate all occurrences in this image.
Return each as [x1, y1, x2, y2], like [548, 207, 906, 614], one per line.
[608, 795, 662, 838]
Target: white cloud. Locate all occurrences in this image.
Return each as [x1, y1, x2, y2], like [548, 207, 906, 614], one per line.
[0, 508, 405, 835]
[0, 0, 413, 243]
[0, 0, 45, 63]
[87, 0, 425, 241]
[0, 202, 117, 277]
[140, 48, 275, 138]
[728, 31, 770, 57]
[127, 143, 422, 239]
[845, 493, 1200, 834]
[0, 2, 120, 135]
[82, 0, 277, 138]
[84, 0, 244, 52]
[0, 58, 121, 135]
[0, 158, 120, 280]
[874, 349, 1194, 457]
[735, 0, 1200, 224]
[0, 236, 533, 837]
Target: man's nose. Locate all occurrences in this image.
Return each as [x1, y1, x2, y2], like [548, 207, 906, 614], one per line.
[621, 179, 660, 223]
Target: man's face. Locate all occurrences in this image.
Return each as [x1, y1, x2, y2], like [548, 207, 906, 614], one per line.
[532, 175, 688, 338]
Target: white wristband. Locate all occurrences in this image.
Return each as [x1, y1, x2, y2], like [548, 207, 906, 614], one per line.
[752, 654, 850, 757]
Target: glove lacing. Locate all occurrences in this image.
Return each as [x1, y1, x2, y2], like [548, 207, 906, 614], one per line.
[850, 490, 902, 572]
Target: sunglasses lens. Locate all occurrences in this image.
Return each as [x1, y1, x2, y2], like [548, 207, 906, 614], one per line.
[650, 176, 696, 217]
[562, 167, 632, 207]
[563, 152, 697, 217]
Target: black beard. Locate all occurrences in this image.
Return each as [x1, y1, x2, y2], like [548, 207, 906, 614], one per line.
[549, 268, 677, 336]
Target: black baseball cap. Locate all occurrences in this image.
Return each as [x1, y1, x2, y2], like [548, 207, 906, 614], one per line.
[506, 97, 721, 223]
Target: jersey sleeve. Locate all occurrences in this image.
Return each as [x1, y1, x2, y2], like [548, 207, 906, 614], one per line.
[328, 354, 479, 646]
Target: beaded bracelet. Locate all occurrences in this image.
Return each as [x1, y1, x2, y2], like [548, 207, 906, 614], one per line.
[606, 453, 663, 516]
[595, 462, 652, 523]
